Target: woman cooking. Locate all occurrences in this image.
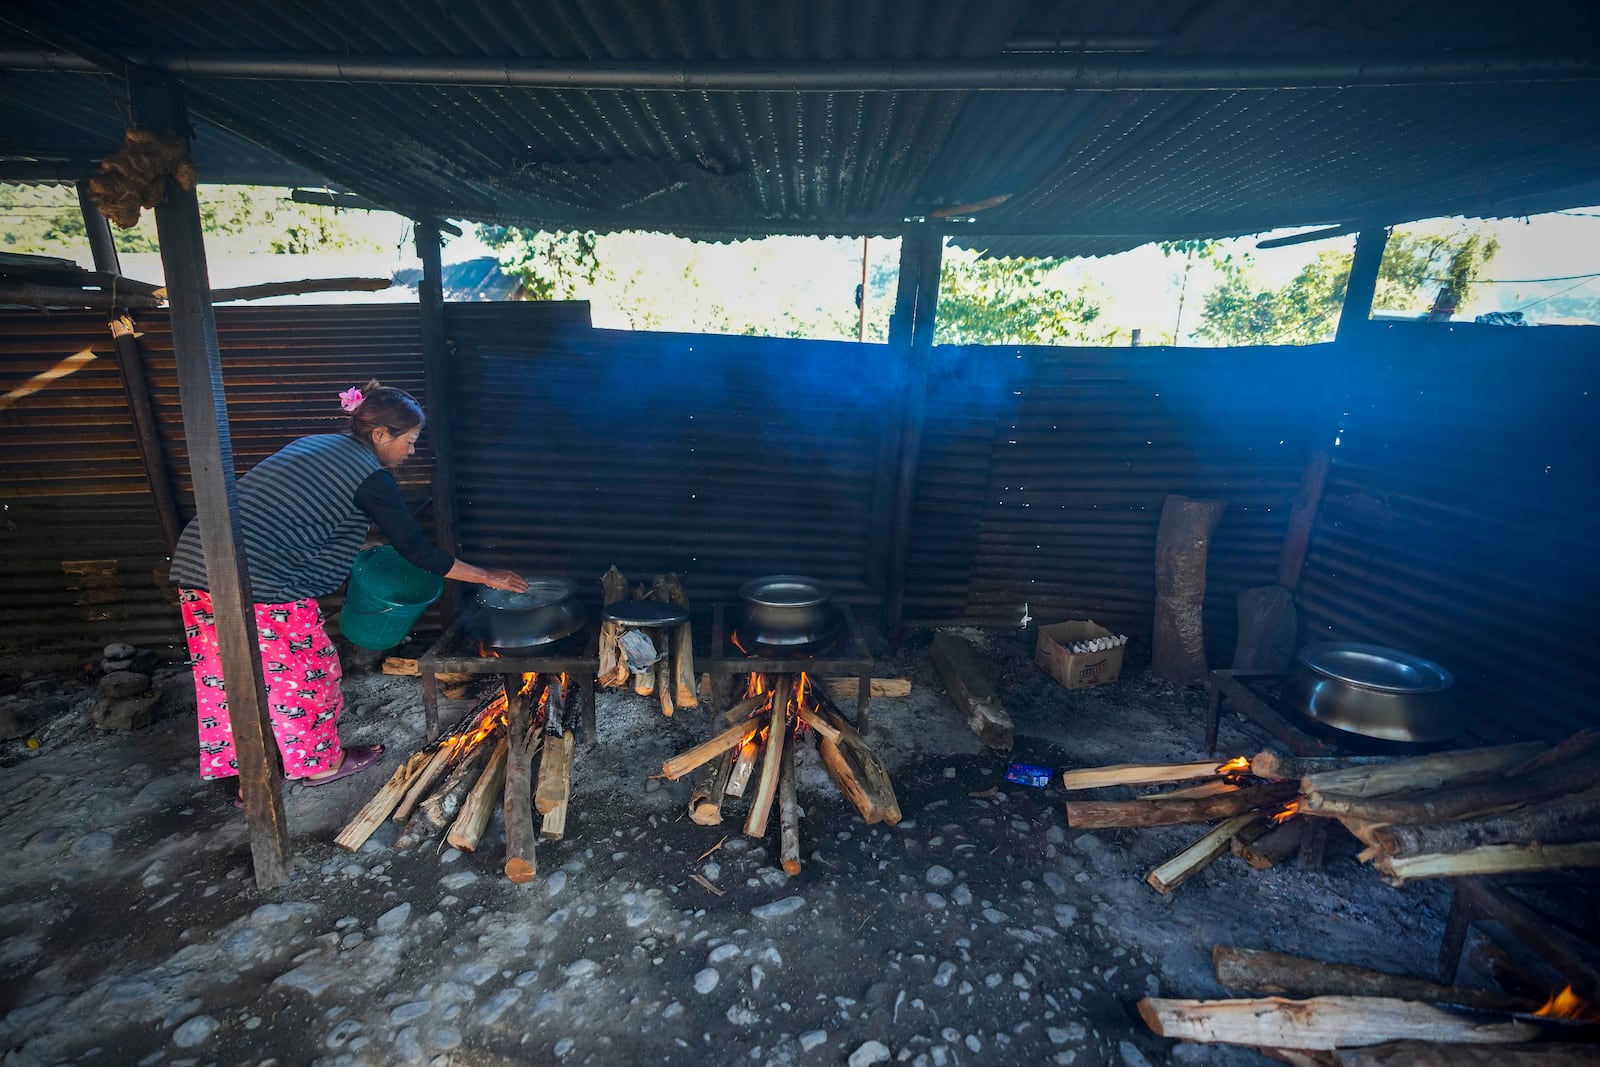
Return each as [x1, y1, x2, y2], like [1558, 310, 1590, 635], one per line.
[169, 380, 529, 799]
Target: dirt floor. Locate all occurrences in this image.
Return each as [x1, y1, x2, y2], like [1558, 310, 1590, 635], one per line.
[0, 624, 1482, 1067]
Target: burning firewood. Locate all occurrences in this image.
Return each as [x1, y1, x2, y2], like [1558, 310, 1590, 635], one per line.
[398, 733, 500, 850]
[663, 668, 900, 861]
[744, 677, 790, 838]
[1061, 758, 1247, 791]
[726, 737, 760, 798]
[662, 717, 763, 781]
[1067, 782, 1297, 830]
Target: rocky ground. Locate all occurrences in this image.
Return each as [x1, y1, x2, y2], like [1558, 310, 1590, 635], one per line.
[0, 625, 1478, 1067]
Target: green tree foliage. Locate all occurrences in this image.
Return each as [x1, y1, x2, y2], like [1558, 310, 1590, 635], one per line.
[934, 252, 1112, 345]
[479, 226, 601, 300]
[0, 183, 380, 257]
[1195, 226, 1501, 345]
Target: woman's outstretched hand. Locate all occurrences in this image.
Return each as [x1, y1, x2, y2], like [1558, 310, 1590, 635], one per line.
[482, 569, 531, 593]
[445, 560, 532, 592]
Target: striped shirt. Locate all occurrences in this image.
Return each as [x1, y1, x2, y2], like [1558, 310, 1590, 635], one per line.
[169, 434, 386, 602]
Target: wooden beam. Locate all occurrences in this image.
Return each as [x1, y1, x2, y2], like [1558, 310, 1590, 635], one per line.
[136, 81, 291, 888]
[880, 225, 943, 639]
[415, 219, 459, 623]
[76, 179, 183, 552]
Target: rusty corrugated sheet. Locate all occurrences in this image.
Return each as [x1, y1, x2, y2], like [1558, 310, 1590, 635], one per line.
[0, 310, 174, 650]
[1299, 321, 1600, 743]
[0, 304, 432, 653]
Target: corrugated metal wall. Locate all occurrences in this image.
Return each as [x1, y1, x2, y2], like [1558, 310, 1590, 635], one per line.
[903, 341, 1335, 665]
[442, 305, 899, 610]
[1299, 322, 1600, 742]
[6, 301, 1596, 746]
[0, 305, 430, 654]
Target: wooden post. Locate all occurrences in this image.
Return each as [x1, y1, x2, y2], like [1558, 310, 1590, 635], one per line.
[76, 179, 183, 552]
[134, 81, 291, 888]
[880, 225, 943, 639]
[415, 219, 458, 623]
[1334, 225, 1390, 344]
[1152, 494, 1226, 685]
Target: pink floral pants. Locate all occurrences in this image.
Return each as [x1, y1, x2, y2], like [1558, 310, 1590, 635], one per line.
[180, 588, 346, 780]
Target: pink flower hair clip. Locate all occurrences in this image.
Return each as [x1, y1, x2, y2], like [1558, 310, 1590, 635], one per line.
[338, 387, 365, 413]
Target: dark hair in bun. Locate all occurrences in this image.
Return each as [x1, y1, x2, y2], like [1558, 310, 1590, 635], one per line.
[346, 379, 424, 445]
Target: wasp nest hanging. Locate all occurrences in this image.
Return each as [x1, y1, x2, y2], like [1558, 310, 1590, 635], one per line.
[88, 126, 199, 229]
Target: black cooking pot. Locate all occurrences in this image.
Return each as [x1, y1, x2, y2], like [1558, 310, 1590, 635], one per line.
[1281, 642, 1456, 744]
[467, 578, 587, 649]
[737, 575, 836, 648]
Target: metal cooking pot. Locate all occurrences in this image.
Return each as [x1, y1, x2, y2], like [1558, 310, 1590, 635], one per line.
[468, 577, 586, 649]
[737, 574, 836, 648]
[1281, 642, 1456, 744]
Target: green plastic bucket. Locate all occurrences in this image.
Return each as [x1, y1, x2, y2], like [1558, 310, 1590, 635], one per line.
[340, 546, 444, 650]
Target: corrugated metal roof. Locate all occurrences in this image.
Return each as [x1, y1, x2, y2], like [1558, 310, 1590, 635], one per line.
[4, 2, 1600, 251]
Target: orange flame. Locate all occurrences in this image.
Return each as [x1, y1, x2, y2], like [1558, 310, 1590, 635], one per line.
[1271, 801, 1300, 825]
[732, 630, 749, 655]
[1534, 985, 1599, 1021]
[1216, 756, 1250, 775]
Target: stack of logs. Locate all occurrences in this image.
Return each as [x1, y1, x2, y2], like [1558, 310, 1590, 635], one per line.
[336, 671, 579, 882]
[1139, 944, 1597, 1064]
[597, 567, 697, 716]
[659, 672, 900, 878]
[1061, 729, 1600, 893]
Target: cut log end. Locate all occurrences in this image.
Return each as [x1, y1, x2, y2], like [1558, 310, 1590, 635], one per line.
[504, 857, 537, 883]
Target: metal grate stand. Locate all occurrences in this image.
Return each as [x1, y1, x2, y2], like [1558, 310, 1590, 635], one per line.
[416, 617, 599, 745]
[703, 602, 876, 733]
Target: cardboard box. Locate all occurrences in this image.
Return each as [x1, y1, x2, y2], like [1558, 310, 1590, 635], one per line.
[1035, 620, 1124, 690]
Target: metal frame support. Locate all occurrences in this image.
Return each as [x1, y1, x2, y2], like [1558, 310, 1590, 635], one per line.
[76, 180, 184, 552]
[881, 226, 944, 639]
[133, 80, 292, 888]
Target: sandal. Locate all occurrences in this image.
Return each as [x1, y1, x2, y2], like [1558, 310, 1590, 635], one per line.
[301, 744, 386, 786]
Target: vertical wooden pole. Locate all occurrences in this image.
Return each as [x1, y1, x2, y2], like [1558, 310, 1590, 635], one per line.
[133, 82, 291, 887]
[880, 227, 943, 639]
[1334, 226, 1389, 343]
[77, 179, 183, 552]
[415, 219, 459, 621]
